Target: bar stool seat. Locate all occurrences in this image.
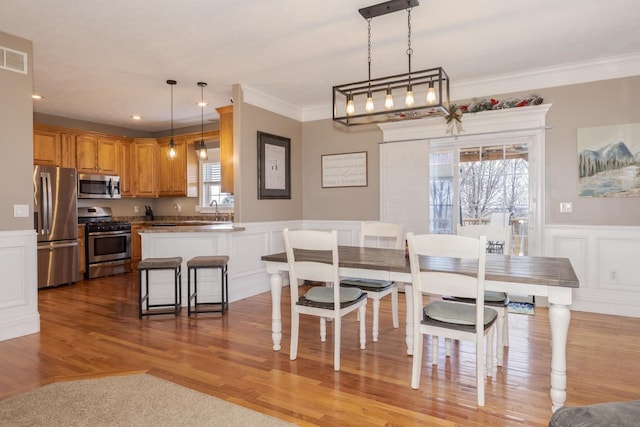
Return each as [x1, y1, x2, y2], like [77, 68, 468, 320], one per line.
[138, 257, 183, 318]
[187, 256, 229, 316]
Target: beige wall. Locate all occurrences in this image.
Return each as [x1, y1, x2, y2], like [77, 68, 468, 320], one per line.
[539, 76, 640, 225]
[299, 76, 640, 226]
[234, 87, 303, 223]
[0, 32, 33, 231]
[301, 120, 381, 220]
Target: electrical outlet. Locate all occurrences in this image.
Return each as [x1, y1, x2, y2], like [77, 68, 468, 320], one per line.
[610, 270, 617, 281]
[134, 206, 139, 213]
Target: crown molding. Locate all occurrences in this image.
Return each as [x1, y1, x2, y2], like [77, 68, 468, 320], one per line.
[244, 53, 640, 123]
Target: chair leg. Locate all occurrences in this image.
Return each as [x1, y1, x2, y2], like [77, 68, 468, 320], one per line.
[411, 331, 424, 389]
[320, 317, 327, 342]
[372, 297, 380, 342]
[333, 316, 341, 371]
[486, 325, 494, 378]
[503, 311, 509, 347]
[432, 336, 439, 365]
[391, 286, 399, 329]
[290, 311, 299, 361]
[476, 334, 485, 407]
[496, 311, 504, 367]
[445, 338, 452, 357]
[358, 304, 366, 350]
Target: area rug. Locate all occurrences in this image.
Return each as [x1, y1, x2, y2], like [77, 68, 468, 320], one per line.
[0, 374, 295, 427]
[508, 301, 535, 315]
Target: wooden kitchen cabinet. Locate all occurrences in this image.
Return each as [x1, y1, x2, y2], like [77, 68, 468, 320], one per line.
[33, 128, 61, 166]
[131, 224, 143, 271]
[78, 224, 86, 276]
[76, 134, 118, 174]
[216, 105, 234, 194]
[59, 133, 77, 168]
[157, 137, 198, 197]
[132, 138, 158, 197]
[118, 140, 134, 197]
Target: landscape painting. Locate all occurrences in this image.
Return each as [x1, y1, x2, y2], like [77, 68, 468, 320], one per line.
[578, 123, 640, 197]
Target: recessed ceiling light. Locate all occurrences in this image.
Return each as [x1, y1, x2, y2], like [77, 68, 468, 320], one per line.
[197, 101, 209, 107]
[32, 94, 44, 100]
[130, 115, 142, 120]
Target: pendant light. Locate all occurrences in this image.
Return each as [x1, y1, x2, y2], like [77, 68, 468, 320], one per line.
[332, 0, 451, 126]
[167, 80, 177, 160]
[196, 82, 208, 160]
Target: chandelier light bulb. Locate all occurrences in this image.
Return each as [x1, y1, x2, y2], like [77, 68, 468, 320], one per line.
[384, 88, 394, 110]
[167, 140, 177, 160]
[346, 95, 355, 116]
[405, 85, 414, 107]
[365, 92, 375, 113]
[426, 82, 437, 105]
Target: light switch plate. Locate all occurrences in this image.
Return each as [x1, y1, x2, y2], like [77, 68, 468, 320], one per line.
[560, 202, 572, 213]
[14, 204, 29, 217]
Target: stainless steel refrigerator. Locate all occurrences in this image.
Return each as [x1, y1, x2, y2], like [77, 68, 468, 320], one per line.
[34, 166, 79, 288]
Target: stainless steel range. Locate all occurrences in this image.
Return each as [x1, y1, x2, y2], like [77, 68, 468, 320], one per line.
[78, 207, 131, 279]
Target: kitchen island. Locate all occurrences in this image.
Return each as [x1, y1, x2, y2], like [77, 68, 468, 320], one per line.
[138, 223, 246, 308]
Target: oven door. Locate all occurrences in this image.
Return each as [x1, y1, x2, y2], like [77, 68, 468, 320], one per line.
[87, 230, 131, 263]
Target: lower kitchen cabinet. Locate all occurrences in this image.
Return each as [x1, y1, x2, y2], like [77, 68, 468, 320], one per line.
[131, 224, 144, 271]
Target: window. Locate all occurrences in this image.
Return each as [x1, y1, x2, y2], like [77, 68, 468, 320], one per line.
[199, 147, 233, 208]
[429, 140, 531, 255]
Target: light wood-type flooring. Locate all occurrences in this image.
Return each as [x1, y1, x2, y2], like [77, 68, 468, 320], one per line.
[0, 273, 639, 426]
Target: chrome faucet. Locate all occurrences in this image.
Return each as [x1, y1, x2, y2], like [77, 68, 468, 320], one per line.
[209, 199, 219, 220]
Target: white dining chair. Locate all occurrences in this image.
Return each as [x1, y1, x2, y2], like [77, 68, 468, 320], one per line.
[340, 222, 403, 342]
[407, 232, 496, 407]
[449, 224, 512, 367]
[283, 228, 368, 371]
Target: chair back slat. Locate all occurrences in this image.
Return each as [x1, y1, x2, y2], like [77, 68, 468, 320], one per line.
[360, 222, 404, 249]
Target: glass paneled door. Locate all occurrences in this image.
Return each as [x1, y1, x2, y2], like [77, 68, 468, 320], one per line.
[429, 140, 532, 255]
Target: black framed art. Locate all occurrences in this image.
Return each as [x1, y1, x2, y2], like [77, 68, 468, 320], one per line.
[257, 131, 291, 199]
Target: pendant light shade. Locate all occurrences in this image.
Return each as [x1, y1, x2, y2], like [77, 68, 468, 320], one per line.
[167, 79, 177, 160]
[197, 82, 208, 161]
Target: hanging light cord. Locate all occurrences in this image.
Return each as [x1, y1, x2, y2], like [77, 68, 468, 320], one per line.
[200, 85, 204, 141]
[406, 7, 413, 79]
[367, 18, 372, 88]
[170, 84, 174, 141]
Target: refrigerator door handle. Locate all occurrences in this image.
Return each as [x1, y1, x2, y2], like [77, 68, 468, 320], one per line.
[43, 172, 53, 235]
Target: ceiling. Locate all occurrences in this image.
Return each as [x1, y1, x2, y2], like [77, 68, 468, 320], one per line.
[1, 0, 639, 132]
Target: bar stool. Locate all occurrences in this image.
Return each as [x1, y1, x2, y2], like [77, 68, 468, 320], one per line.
[187, 256, 229, 316]
[138, 257, 183, 318]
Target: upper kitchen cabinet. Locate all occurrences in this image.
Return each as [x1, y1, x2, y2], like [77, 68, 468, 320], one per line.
[132, 138, 158, 198]
[118, 140, 134, 197]
[216, 105, 234, 194]
[33, 125, 76, 168]
[33, 128, 60, 166]
[157, 137, 198, 197]
[76, 134, 119, 175]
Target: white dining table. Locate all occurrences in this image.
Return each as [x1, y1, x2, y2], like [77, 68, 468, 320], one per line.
[261, 246, 579, 413]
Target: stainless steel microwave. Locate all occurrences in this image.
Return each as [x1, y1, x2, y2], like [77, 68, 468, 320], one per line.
[77, 173, 121, 199]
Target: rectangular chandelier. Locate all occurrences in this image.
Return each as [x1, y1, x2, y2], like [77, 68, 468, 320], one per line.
[332, 0, 451, 127]
[332, 66, 450, 126]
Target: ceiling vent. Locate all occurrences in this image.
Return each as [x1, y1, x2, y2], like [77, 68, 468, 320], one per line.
[0, 46, 28, 74]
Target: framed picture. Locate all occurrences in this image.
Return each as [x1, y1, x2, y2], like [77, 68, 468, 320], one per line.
[322, 151, 368, 188]
[578, 122, 640, 197]
[257, 131, 291, 199]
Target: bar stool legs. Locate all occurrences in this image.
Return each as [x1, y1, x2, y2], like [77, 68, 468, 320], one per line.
[187, 256, 229, 316]
[138, 257, 183, 318]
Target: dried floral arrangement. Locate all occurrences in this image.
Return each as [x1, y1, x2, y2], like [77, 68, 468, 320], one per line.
[444, 94, 544, 135]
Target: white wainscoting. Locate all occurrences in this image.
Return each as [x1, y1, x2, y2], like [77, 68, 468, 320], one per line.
[0, 230, 40, 341]
[545, 225, 640, 318]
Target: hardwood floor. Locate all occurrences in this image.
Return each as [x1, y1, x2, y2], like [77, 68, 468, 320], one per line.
[1, 273, 639, 426]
